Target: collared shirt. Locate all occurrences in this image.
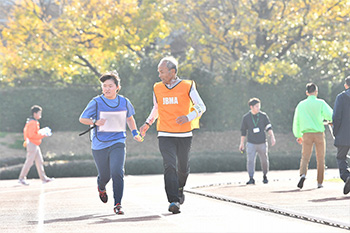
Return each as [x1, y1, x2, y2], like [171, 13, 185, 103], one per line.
[146, 77, 206, 137]
[292, 95, 333, 138]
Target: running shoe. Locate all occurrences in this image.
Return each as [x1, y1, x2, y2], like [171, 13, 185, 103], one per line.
[114, 204, 124, 215]
[297, 176, 306, 189]
[18, 179, 29, 186]
[263, 176, 268, 184]
[246, 178, 255, 185]
[168, 202, 181, 214]
[97, 187, 108, 203]
[43, 178, 54, 184]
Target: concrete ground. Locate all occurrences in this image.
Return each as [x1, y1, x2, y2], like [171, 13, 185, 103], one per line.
[0, 169, 349, 233]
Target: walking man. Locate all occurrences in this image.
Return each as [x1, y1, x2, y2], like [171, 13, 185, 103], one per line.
[140, 56, 206, 214]
[332, 76, 350, 194]
[239, 98, 276, 185]
[293, 83, 333, 189]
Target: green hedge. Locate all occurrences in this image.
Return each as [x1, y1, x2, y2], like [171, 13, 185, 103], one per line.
[0, 151, 338, 180]
[0, 87, 100, 132]
[0, 76, 342, 133]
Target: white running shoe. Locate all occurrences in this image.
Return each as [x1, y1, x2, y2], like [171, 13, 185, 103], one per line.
[18, 179, 29, 186]
[42, 178, 54, 184]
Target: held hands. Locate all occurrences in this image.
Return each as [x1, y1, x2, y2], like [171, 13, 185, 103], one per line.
[140, 123, 149, 137]
[132, 129, 144, 142]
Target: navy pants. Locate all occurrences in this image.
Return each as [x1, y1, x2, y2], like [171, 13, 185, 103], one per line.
[158, 137, 192, 203]
[336, 146, 350, 182]
[92, 143, 126, 205]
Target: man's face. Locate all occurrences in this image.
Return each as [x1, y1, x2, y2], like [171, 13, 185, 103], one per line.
[250, 103, 261, 115]
[33, 110, 42, 120]
[158, 62, 175, 85]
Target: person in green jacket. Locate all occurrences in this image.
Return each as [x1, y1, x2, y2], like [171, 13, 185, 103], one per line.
[293, 83, 333, 189]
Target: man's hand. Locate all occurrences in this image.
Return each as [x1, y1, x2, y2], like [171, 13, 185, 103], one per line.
[296, 137, 303, 145]
[140, 124, 149, 137]
[176, 115, 189, 125]
[239, 144, 245, 154]
[270, 136, 276, 146]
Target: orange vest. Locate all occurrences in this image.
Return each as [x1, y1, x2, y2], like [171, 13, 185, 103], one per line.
[154, 80, 200, 133]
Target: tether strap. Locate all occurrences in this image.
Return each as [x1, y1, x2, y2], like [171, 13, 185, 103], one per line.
[79, 125, 96, 136]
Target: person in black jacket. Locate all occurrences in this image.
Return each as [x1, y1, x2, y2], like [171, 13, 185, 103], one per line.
[332, 76, 350, 195]
[239, 98, 276, 185]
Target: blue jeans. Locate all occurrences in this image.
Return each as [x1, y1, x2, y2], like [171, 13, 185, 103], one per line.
[92, 143, 126, 205]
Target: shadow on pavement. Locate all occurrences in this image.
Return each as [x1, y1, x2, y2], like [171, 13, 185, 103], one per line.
[271, 188, 317, 193]
[309, 196, 350, 203]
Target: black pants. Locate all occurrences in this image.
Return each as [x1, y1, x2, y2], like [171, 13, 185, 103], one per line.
[158, 136, 192, 203]
[336, 146, 350, 182]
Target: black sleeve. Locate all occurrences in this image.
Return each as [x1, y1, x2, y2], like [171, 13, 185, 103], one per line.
[240, 115, 248, 136]
[265, 114, 272, 132]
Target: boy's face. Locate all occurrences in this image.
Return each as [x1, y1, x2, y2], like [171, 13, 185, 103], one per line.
[250, 103, 261, 115]
[33, 110, 42, 120]
[102, 79, 119, 99]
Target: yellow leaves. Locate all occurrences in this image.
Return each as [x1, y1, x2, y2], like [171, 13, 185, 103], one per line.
[0, 0, 170, 83]
[257, 59, 300, 84]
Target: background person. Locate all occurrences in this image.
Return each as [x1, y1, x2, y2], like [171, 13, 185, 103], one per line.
[140, 56, 206, 214]
[292, 83, 333, 189]
[79, 71, 143, 215]
[18, 105, 53, 185]
[332, 76, 350, 195]
[239, 98, 276, 185]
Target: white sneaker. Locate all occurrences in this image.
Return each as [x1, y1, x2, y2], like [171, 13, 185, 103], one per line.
[42, 177, 54, 184]
[18, 179, 29, 186]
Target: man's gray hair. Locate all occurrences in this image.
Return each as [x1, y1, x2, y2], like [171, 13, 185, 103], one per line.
[158, 56, 178, 74]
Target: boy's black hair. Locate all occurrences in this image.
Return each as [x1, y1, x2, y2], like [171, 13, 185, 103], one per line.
[31, 105, 42, 116]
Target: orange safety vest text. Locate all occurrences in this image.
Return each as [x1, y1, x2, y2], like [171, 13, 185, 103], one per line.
[154, 80, 200, 133]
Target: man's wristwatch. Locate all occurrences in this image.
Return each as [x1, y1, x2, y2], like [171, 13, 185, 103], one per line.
[92, 119, 96, 125]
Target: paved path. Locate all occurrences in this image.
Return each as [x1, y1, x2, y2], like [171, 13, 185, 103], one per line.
[0, 169, 349, 233]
